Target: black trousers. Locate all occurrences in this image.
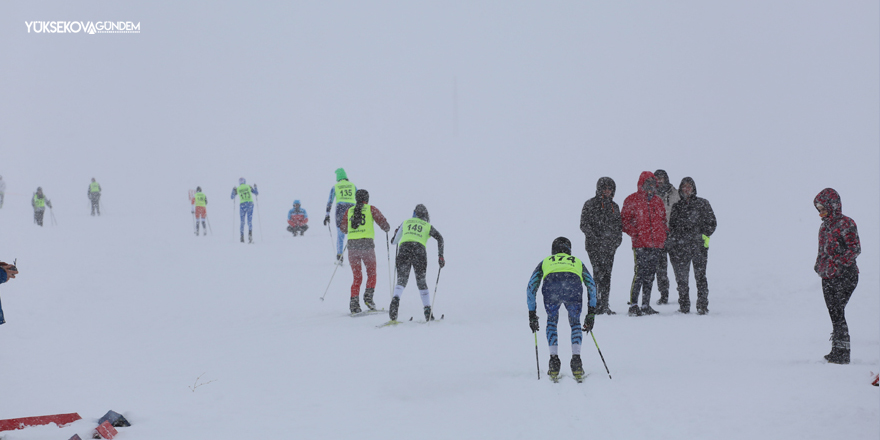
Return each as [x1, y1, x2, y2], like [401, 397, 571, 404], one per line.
[396, 242, 428, 290]
[630, 248, 662, 306]
[90, 194, 101, 215]
[669, 246, 708, 311]
[822, 266, 858, 341]
[34, 209, 45, 226]
[655, 248, 670, 299]
[587, 249, 615, 310]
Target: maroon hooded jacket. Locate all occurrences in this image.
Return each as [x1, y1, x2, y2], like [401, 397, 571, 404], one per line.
[814, 188, 860, 279]
[621, 171, 668, 249]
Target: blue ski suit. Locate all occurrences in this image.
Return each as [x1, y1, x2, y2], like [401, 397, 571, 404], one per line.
[527, 256, 597, 355]
[325, 185, 356, 255]
[231, 185, 259, 234]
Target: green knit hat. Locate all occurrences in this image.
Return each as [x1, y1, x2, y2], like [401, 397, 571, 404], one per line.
[335, 168, 347, 181]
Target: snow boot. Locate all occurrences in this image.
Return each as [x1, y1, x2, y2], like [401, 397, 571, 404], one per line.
[389, 296, 400, 321]
[571, 355, 585, 382]
[641, 305, 659, 315]
[364, 288, 376, 311]
[248, 230, 253, 244]
[827, 334, 850, 364]
[697, 307, 709, 315]
[350, 296, 362, 314]
[678, 306, 690, 314]
[628, 304, 642, 317]
[548, 355, 561, 382]
[240, 233, 245, 243]
[424, 306, 434, 321]
[656, 295, 669, 305]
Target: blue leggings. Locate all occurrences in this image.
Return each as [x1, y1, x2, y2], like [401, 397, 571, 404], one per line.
[542, 275, 583, 349]
[239, 202, 254, 234]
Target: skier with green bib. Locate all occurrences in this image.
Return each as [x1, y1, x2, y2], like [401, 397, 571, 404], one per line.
[231, 178, 258, 243]
[324, 168, 357, 264]
[389, 204, 445, 322]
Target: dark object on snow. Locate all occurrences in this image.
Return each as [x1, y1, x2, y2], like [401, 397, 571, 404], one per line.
[69, 434, 82, 440]
[97, 410, 130, 428]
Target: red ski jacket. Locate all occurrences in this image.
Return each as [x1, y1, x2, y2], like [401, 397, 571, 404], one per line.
[621, 171, 668, 249]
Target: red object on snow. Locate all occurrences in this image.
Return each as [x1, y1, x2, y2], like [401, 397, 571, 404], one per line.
[96, 421, 118, 439]
[872, 373, 879, 387]
[0, 413, 82, 431]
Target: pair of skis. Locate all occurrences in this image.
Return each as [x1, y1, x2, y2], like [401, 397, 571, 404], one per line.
[376, 314, 445, 328]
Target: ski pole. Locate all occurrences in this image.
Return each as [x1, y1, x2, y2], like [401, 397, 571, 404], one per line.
[386, 231, 393, 299]
[534, 331, 541, 380]
[256, 194, 263, 242]
[590, 331, 612, 379]
[327, 221, 336, 251]
[50, 208, 57, 226]
[206, 214, 213, 234]
[320, 243, 347, 301]
[427, 267, 442, 324]
[191, 211, 196, 234]
[232, 200, 236, 241]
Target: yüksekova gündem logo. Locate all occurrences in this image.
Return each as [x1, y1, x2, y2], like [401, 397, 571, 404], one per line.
[25, 21, 140, 34]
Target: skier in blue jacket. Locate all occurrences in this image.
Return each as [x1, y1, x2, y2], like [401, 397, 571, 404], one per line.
[323, 168, 356, 264]
[527, 237, 597, 382]
[0, 261, 19, 325]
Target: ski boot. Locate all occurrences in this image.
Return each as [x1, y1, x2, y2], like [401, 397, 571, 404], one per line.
[350, 296, 362, 314]
[336, 254, 344, 265]
[389, 297, 400, 321]
[548, 355, 561, 383]
[640, 305, 659, 315]
[364, 288, 377, 311]
[424, 306, 434, 321]
[628, 304, 642, 317]
[571, 355, 585, 383]
[240, 233, 245, 243]
[248, 230, 253, 244]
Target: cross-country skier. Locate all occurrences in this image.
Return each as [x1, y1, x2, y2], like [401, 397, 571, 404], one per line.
[389, 204, 445, 322]
[339, 189, 390, 314]
[621, 171, 667, 316]
[192, 186, 208, 236]
[323, 168, 356, 264]
[287, 200, 308, 236]
[87, 177, 102, 216]
[527, 237, 597, 382]
[666, 177, 716, 314]
[580, 177, 622, 315]
[31, 187, 52, 227]
[0, 260, 18, 325]
[231, 178, 258, 243]
[814, 188, 860, 364]
[0, 175, 5, 208]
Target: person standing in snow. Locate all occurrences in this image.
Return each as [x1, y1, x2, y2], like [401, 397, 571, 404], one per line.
[0, 261, 18, 325]
[653, 170, 679, 305]
[340, 189, 390, 314]
[31, 187, 52, 227]
[389, 204, 445, 322]
[0, 175, 6, 208]
[666, 177, 716, 314]
[231, 178, 258, 243]
[813, 188, 860, 364]
[324, 168, 357, 265]
[192, 186, 208, 236]
[621, 171, 667, 316]
[287, 200, 309, 236]
[580, 177, 623, 315]
[87, 177, 102, 216]
[527, 237, 597, 382]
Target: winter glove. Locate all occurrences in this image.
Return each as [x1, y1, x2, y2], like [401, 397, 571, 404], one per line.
[582, 313, 595, 333]
[323, 215, 330, 226]
[702, 234, 710, 249]
[438, 256, 445, 269]
[529, 311, 540, 332]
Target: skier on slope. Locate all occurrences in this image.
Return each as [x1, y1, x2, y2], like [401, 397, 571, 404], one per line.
[31, 187, 52, 227]
[389, 204, 445, 322]
[527, 237, 597, 382]
[0, 260, 18, 325]
[621, 171, 667, 316]
[287, 200, 308, 236]
[87, 177, 102, 216]
[192, 186, 208, 236]
[339, 189, 390, 314]
[324, 168, 356, 264]
[231, 178, 258, 243]
[666, 177, 716, 314]
[813, 188, 860, 364]
[652, 170, 679, 306]
[580, 177, 623, 315]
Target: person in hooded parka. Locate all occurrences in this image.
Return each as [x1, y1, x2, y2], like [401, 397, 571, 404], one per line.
[580, 177, 623, 315]
[666, 177, 716, 315]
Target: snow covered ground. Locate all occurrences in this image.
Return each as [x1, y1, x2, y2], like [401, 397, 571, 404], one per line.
[0, 1, 878, 439]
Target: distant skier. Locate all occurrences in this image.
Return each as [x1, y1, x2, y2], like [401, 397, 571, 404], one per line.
[323, 168, 356, 264]
[87, 177, 102, 216]
[621, 171, 667, 316]
[814, 188, 860, 364]
[666, 177, 716, 314]
[0, 260, 18, 325]
[31, 187, 52, 227]
[231, 178, 258, 243]
[389, 204, 445, 322]
[339, 189, 390, 314]
[192, 186, 208, 236]
[653, 170, 679, 305]
[527, 237, 597, 382]
[287, 200, 309, 236]
[0, 175, 5, 208]
[580, 177, 623, 315]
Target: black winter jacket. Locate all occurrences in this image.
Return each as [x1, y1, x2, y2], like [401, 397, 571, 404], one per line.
[666, 177, 717, 254]
[580, 177, 623, 255]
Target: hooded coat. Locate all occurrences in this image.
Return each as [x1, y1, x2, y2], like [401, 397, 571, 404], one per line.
[666, 177, 716, 254]
[654, 170, 680, 225]
[621, 172, 667, 249]
[814, 188, 860, 279]
[580, 177, 622, 255]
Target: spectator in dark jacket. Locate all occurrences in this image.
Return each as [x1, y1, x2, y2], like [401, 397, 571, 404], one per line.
[580, 177, 623, 314]
[0, 261, 19, 325]
[653, 170, 680, 305]
[666, 177, 716, 315]
[813, 188, 860, 364]
[621, 171, 667, 316]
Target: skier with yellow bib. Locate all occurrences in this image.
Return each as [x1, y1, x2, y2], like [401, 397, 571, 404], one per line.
[231, 178, 258, 243]
[324, 168, 357, 264]
[389, 204, 445, 322]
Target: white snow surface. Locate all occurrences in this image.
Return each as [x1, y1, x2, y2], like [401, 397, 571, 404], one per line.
[1, 1, 878, 439]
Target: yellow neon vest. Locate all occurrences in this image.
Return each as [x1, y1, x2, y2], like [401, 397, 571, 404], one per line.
[33, 194, 45, 209]
[399, 218, 431, 246]
[237, 184, 253, 203]
[541, 253, 584, 282]
[89, 182, 100, 193]
[194, 192, 207, 207]
[335, 181, 356, 204]
[347, 205, 374, 240]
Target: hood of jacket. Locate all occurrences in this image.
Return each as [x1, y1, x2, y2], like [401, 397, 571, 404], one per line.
[678, 177, 697, 200]
[636, 171, 656, 195]
[595, 177, 616, 199]
[814, 188, 842, 219]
